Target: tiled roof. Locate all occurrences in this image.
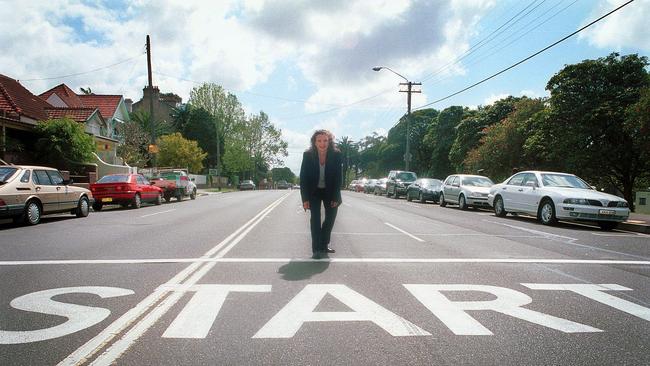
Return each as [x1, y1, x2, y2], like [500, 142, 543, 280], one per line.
[79, 94, 122, 118]
[44, 107, 101, 123]
[0, 74, 52, 120]
[39, 84, 84, 107]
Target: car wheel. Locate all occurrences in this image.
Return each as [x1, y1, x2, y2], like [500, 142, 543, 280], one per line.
[393, 191, 399, 199]
[494, 196, 507, 217]
[92, 202, 103, 211]
[176, 192, 183, 202]
[22, 200, 42, 226]
[598, 221, 618, 231]
[132, 193, 141, 209]
[458, 194, 467, 210]
[538, 199, 557, 226]
[190, 188, 197, 200]
[419, 192, 426, 203]
[75, 197, 90, 217]
[439, 193, 446, 207]
[155, 193, 162, 205]
[406, 191, 412, 202]
[164, 194, 172, 203]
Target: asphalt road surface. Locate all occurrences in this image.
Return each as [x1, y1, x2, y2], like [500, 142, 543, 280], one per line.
[1, 190, 649, 365]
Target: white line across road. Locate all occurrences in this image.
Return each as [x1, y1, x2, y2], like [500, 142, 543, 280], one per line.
[139, 209, 176, 218]
[384, 222, 425, 242]
[57, 192, 292, 366]
[2, 258, 650, 266]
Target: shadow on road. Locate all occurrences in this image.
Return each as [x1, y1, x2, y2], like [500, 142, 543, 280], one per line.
[278, 260, 330, 281]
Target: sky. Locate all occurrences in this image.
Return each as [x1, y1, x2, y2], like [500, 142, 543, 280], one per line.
[1, 0, 648, 176]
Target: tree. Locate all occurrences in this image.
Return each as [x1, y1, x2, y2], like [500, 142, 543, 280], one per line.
[178, 106, 218, 170]
[157, 133, 207, 173]
[407, 108, 439, 175]
[271, 167, 296, 183]
[116, 117, 150, 167]
[424, 106, 464, 178]
[338, 136, 359, 185]
[537, 53, 649, 206]
[464, 98, 546, 181]
[34, 117, 95, 166]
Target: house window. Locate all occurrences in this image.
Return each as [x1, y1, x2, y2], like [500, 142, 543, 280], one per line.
[640, 197, 647, 206]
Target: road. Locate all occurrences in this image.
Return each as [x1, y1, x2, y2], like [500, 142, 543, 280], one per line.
[1, 190, 649, 365]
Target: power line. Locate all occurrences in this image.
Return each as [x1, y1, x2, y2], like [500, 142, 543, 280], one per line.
[21, 50, 145, 81]
[414, 0, 635, 110]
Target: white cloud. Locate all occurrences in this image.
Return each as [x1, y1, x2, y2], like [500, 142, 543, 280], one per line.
[483, 93, 510, 106]
[579, 0, 650, 51]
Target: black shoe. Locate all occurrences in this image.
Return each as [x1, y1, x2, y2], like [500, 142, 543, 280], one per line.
[311, 252, 321, 259]
[326, 247, 335, 253]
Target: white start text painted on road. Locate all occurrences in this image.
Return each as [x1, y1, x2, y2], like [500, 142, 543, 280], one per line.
[2, 283, 649, 344]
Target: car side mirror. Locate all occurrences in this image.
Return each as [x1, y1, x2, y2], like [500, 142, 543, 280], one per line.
[150, 181, 156, 185]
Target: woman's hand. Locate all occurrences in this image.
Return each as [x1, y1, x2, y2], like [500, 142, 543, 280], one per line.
[303, 201, 310, 211]
[330, 201, 339, 208]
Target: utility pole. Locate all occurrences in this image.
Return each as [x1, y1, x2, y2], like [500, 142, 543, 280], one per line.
[146, 35, 156, 169]
[399, 81, 421, 171]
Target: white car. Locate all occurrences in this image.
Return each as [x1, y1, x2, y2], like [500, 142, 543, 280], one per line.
[488, 171, 630, 230]
[439, 174, 494, 210]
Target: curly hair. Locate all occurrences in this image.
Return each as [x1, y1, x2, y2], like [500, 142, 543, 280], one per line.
[308, 129, 339, 152]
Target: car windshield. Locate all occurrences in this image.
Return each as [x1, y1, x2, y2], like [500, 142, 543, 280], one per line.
[0, 167, 18, 183]
[97, 175, 130, 183]
[397, 172, 416, 181]
[462, 176, 493, 187]
[541, 174, 590, 189]
[421, 179, 442, 188]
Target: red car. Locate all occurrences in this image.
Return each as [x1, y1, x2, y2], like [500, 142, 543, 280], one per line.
[90, 174, 163, 211]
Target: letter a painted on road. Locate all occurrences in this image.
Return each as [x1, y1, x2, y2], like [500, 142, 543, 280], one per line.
[0, 286, 134, 344]
[404, 284, 601, 335]
[253, 284, 430, 338]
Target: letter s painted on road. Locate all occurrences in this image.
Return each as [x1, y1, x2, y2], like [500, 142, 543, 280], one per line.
[0, 286, 134, 344]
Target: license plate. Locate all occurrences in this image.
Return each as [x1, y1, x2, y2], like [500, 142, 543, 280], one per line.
[599, 209, 615, 215]
[101, 197, 113, 203]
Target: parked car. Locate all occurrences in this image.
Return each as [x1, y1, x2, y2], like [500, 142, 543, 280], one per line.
[151, 170, 197, 202]
[439, 174, 494, 209]
[373, 178, 388, 195]
[364, 179, 378, 193]
[90, 174, 163, 211]
[386, 170, 417, 199]
[348, 180, 359, 191]
[276, 180, 292, 189]
[406, 178, 443, 203]
[239, 180, 256, 190]
[488, 171, 630, 230]
[0, 165, 92, 225]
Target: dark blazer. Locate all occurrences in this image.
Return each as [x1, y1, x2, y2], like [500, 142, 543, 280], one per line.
[300, 149, 343, 205]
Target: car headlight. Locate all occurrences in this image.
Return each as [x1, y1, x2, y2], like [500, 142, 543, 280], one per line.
[470, 191, 481, 197]
[563, 198, 589, 205]
[615, 201, 629, 208]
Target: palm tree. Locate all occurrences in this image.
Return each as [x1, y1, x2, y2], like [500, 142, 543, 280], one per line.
[337, 136, 358, 188]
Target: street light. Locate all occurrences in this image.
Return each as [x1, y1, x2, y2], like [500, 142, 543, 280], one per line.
[373, 66, 421, 171]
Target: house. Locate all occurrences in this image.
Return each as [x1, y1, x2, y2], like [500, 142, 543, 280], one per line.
[131, 85, 182, 126]
[0, 74, 53, 163]
[39, 84, 130, 165]
[635, 191, 650, 215]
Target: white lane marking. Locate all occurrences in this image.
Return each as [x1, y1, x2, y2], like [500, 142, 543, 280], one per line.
[591, 232, 649, 238]
[139, 209, 176, 218]
[483, 220, 577, 241]
[58, 193, 291, 366]
[384, 222, 425, 242]
[5, 257, 650, 266]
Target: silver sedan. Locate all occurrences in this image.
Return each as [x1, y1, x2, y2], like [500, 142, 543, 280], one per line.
[488, 170, 630, 230]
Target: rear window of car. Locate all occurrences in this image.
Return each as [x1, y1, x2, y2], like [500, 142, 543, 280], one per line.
[421, 179, 442, 188]
[0, 167, 18, 183]
[97, 175, 131, 183]
[462, 176, 494, 187]
[397, 172, 416, 181]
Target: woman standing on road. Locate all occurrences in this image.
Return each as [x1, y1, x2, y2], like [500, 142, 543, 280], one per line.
[300, 129, 343, 259]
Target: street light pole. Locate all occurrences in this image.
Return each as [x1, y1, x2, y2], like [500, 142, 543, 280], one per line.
[373, 67, 421, 171]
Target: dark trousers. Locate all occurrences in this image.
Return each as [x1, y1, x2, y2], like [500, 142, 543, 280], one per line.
[309, 188, 338, 254]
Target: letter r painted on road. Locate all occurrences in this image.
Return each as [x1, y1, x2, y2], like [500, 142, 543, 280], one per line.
[253, 284, 430, 338]
[522, 283, 650, 322]
[404, 284, 602, 335]
[162, 284, 272, 339]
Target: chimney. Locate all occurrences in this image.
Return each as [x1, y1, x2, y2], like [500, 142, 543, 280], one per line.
[124, 98, 133, 113]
